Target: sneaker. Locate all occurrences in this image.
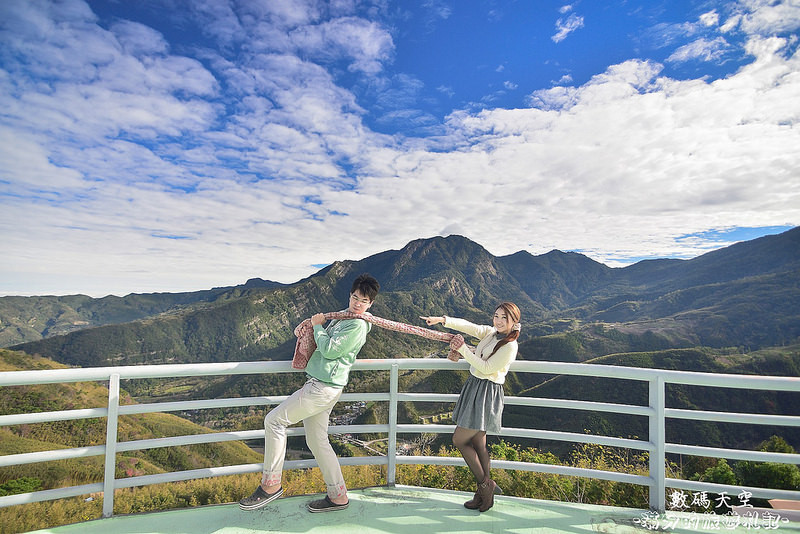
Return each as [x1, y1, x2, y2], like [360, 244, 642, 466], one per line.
[307, 495, 349, 513]
[239, 486, 283, 511]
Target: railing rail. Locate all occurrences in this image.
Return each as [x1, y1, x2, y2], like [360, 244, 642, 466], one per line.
[1, 359, 799, 517]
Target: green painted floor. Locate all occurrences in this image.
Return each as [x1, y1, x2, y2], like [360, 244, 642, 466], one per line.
[27, 486, 800, 534]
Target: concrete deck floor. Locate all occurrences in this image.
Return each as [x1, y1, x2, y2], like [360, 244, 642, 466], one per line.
[27, 486, 800, 534]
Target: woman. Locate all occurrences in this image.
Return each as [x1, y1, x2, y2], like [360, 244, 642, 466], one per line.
[421, 302, 521, 512]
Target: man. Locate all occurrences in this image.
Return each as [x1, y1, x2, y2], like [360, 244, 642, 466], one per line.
[239, 273, 380, 513]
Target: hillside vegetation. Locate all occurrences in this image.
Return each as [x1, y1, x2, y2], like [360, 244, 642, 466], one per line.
[5, 229, 800, 368]
[506, 345, 800, 454]
[0, 349, 261, 505]
[0, 279, 284, 347]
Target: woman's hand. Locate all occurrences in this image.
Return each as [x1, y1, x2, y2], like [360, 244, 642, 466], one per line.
[310, 313, 326, 326]
[420, 315, 445, 326]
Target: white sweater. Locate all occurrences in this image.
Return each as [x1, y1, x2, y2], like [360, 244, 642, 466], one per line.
[444, 316, 518, 385]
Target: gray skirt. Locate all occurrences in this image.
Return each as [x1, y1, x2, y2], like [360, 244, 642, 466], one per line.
[452, 374, 504, 434]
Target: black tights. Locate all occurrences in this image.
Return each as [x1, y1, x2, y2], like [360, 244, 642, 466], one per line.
[452, 426, 490, 483]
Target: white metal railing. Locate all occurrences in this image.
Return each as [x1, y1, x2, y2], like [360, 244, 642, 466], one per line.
[0, 359, 799, 519]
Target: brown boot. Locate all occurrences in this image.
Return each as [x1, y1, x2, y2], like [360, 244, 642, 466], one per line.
[464, 488, 482, 509]
[477, 477, 497, 512]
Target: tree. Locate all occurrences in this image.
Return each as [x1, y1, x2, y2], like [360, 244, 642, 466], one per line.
[735, 436, 800, 491]
[695, 459, 737, 486]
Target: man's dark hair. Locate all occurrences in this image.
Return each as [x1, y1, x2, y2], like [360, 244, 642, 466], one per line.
[351, 273, 380, 301]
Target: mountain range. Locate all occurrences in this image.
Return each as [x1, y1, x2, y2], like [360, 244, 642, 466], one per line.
[4, 227, 800, 368]
[2, 228, 800, 464]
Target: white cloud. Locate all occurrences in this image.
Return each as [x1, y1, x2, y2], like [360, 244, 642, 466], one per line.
[527, 86, 580, 110]
[736, 0, 800, 35]
[439, 223, 467, 237]
[0, 128, 85, 192]
[0, 0, 388, 295]
[437, 85, 455, 98]
[552, 12, 584, 43]
[699, 10, 720, 27]
[344, 38, 800, 267]
[720, 13, 742, 33]
[667, 36, 730, 63]
[240, 0, 323, 29]
[643, 21, 701, 50]
[423, 0, 453, 21]
[112, 20, 169, 55]
[289, 17, 394, 74]
[1, 0, 799, 297]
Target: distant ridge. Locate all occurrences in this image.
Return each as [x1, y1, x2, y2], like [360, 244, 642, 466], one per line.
[5, 227, 800, 367]
[0, 279, 285, 347]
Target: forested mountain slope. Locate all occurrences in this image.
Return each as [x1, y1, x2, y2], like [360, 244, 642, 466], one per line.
[7, 227, 800, 368]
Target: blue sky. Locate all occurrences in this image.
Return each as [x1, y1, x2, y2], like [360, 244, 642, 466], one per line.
[1, 0, 798, 297]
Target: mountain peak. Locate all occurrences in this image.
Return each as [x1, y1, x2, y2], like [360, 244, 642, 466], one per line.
[5, 227, 799, 358]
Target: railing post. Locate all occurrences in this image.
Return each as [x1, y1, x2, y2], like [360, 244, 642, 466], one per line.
[387, 363, 398, 485]
[648, 375, 666, 512]
[102, 373, 121, 518]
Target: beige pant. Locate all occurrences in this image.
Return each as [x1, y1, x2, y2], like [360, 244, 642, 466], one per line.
[262, 378, 346, 499]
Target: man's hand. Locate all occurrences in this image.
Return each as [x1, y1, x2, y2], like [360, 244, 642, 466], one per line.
[448, 334, 465, 360]
[311, 313, 326, 326]
[449, 334, 465, 350]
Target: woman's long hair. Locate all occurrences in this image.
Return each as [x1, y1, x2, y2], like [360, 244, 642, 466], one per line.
[486, 301, 521, 358]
